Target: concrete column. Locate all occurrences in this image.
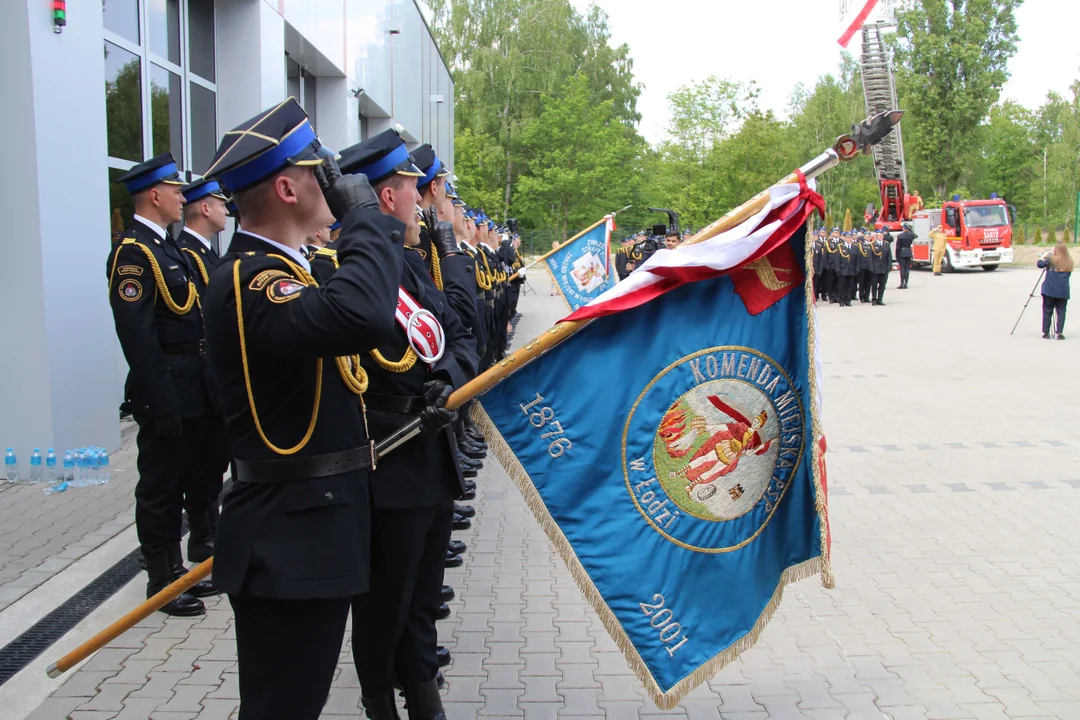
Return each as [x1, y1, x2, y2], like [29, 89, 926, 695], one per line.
[0, 1, 121, 458]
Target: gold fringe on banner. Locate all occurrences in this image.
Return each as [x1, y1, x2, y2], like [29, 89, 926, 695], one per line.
[800, 222, 836, 589]
[471, 400, 825, 709]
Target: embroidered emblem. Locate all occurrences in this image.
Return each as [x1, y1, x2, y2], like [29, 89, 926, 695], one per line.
[267, 277, 305, 303]
[413, 247, 429, 260]
[118, 265, 144, 277]
[118, 279, 143, 302]
[153, 238, 161, 245]
[248, 269, 290, 291]
[624, 346, 804, 551]
[245, 251, 256, 256]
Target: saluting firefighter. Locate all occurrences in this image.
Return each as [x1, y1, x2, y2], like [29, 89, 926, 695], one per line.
[337, 131, 478, 720]
[930, 223, 948, 275]
[870, 230, 892, 305]
[108, 154, 219, 618]
[174, 178, 231, 564]
[201, 99, 404, 719]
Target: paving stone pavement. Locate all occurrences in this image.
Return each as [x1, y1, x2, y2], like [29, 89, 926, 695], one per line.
[0, 422, 139, 612]
[19, 265, 1080, 718]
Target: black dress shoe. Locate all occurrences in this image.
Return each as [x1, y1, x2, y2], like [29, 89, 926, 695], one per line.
[463, 479, 476, 491]
[437, 603, 452, 620]
[452, 514, 472, 531]
[445, 552, 463, 568]
[436, 645, 451, 667]
[361, 693, 401, 720]
[461, 436, 488, 453]
[458, 487, 476, 501]
[877, 301, 886, 306]
[157, 592, 206, 617]
[457, 454, 482, 470]
[458, 444, 486, 460]
[454, 503, 475, 518]
[441, 585, 456, 602]
[447, 540, 467, 555]
[461, 467, 478, 478]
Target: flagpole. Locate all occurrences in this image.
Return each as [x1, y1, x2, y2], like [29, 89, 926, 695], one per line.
[47, 113, 901, 668]
[522, 216, 610, 271]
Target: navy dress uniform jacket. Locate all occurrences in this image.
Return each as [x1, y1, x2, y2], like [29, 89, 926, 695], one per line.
[361, 248, 478, 510]
[202, 206, 403, 599]
[106, 219, 210, 420]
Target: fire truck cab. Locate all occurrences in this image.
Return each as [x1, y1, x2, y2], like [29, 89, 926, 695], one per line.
[910, 197, 1014, 272]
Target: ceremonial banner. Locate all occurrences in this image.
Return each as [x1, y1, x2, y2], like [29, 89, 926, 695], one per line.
[476, 177, 832, 708]
[542, 216, 616, 312]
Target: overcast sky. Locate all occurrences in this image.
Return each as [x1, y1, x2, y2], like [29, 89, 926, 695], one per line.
[570, 0, 1080, 145]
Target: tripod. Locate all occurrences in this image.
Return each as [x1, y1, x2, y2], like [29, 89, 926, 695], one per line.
[1010, 268, 1046, 335]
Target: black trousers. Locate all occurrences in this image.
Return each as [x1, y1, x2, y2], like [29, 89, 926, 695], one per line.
[823, 270, 837, 300]
[872, 273, 887, 302]
[837, 275, 854, 304]
[231, 594, 351, 720]
[353, 500, 454, 696]
[182, 414, 229, 535]
[898, 257, 912, 286]
[813, 272, 823, 299]
[858, 270, 872, 301]
[134, 416, 206, 557]
[1042, 295, 1067, 334]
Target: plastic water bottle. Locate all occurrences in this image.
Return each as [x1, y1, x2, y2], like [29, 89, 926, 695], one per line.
[62, 451, 75, 482]
[43, 480, 69, 495]
[4, 448, 17, 484]
[71, 448, 86, 487]
[46, 448, 58, 482]
[29, 448, 43, 484]
[90, 448, 104, 485]
[98, 449, 112, 485]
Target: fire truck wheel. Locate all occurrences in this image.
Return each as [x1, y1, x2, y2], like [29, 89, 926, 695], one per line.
[982, 264, 998, 271]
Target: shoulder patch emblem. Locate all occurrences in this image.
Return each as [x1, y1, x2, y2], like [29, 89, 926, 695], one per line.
[245, 251, 257, 256]
[413, 247, 429, 260]
[118, 265, 143, 277]
[118, 278, 143, 302]
[267, 277, 306, 303]
[248, 269, 291, 291]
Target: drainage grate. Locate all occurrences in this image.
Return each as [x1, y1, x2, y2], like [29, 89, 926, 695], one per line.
[0, 480, 230, 686]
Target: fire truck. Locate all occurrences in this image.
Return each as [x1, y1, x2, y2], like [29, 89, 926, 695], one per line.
[856, 21, 1014, 269]
[909, 196, 1014, 272]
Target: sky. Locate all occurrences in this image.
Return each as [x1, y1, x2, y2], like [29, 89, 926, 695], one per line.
[570, 0, 1080, 146]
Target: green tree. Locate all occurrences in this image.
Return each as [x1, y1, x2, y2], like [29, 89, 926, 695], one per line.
[514, 73, 640, 239]
[891, 0, 1023, 198]
[971, 101, 1038, 220]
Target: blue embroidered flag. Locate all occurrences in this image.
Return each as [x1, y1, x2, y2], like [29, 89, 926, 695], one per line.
[542, 217, 616, 312]
[476, 180, 831, 708]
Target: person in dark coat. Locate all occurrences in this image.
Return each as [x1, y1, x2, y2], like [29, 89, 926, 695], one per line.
[202, 99, 404, 720]
[1037, 241, 1073, 339]
[856, 232, 873, 303]
[824, 228, 840, 303]
[870, 231, 893, 306]
[836, 233, 857, 307]
[895, 224, 915, 288]
[107, 154, 218, 617]
[338, 130, 477, 720]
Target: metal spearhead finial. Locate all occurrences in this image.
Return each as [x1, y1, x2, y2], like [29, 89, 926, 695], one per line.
[833, 109, 904, 162]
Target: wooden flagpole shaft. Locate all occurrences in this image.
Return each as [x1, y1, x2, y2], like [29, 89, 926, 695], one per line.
[46, 559, 214, 678]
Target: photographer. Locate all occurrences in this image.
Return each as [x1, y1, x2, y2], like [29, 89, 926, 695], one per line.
[1037, 241, 1073, 339]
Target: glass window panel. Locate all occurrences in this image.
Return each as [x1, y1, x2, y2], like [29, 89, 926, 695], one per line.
[302, 70, 317, 129]
[189, 83, 217, 175]
[151, 64, 184, 169]
[104, 42, 143, 162]
[148, 0, 181, 66]
[102, 0, 140, 44]
[188, 0, 216, 81]
[108, 167, 136, 245]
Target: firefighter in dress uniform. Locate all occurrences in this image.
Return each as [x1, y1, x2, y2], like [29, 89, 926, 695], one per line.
[337, 131, 478, 720]
[201, 99, 404, 719]
[174, 178, 231, 563]
[870, 230, 892, 305]
[107, 153, 219, 617]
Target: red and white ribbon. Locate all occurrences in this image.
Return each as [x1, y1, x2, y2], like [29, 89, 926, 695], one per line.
[395, 287, 445, 367]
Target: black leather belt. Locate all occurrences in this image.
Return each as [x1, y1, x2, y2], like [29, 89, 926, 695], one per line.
[363, 393, 424, 414]
[162, 340, 206, 355]
[235, 445, 372, 484]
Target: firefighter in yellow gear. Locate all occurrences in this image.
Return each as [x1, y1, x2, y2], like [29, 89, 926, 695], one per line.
[930, 224, 948, 275]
